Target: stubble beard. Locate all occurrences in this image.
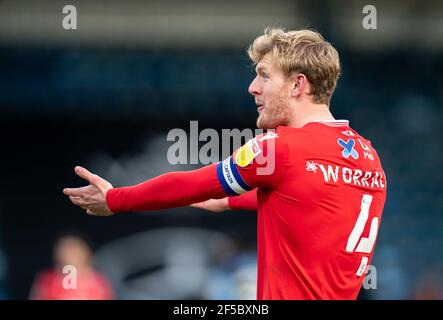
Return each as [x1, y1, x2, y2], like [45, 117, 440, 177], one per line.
[256, 96, 291, 130]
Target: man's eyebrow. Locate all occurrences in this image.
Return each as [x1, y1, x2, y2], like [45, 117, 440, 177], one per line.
[255, 66, 268, 74]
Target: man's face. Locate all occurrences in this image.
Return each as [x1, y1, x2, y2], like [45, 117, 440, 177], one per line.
[54, 236, 91, 269]
[248, 53, 293, 129]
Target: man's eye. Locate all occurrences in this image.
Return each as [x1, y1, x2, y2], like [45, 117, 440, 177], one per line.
[262, 73, 269, 79]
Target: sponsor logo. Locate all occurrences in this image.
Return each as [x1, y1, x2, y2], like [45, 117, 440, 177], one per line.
[234, 139, 261, 167]
[357, 139, 375, 161]
[338, 138, 359, 159]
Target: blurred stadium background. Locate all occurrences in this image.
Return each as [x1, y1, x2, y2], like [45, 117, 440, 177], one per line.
[0, 0, 442, 299]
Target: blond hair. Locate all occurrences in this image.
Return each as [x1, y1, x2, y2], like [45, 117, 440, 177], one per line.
[248, 27, 340, 105]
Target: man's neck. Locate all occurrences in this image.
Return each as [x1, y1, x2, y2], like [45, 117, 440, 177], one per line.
[287, 102, 335, 128]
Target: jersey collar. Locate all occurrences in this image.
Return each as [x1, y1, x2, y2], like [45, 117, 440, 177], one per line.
[310, 119, 349, 127]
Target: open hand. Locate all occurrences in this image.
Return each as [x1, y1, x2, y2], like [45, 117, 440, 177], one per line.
[63, 166, 114, 216]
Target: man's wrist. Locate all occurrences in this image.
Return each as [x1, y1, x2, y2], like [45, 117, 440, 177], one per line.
[105, 188, 119, 213]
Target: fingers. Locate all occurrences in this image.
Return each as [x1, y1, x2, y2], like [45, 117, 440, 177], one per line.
[69, 195, 87, 209]
[74, 166, 98, 185]
[63, 185, 91, 197]
[64, 166, 114, 217]
[190, 201, 207, 209]
[190, 199, 229, 213]
[69, 196, 96, 214]
[71, 200, 95, 216]
[73, 166, 113, 192]
[69, 196, 92, 213]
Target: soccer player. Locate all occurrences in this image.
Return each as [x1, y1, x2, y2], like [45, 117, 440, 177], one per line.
[30, 234, 114, 300]
[63, 28, 387, 300]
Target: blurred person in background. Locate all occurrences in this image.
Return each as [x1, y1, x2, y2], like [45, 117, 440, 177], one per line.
[30, 233, 113, 300]
[410, 267, 443, 300]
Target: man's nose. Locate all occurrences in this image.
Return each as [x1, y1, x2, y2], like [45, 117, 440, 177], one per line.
[248, 77, 261, 96]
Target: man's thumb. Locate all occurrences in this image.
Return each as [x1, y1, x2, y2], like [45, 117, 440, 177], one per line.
[75, 166, 96, 184]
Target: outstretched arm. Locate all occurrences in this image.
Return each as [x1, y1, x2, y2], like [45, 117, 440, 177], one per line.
[190, 189, 258, 213]
[64, 131, 282, 216]
[63, 164, 227, 216]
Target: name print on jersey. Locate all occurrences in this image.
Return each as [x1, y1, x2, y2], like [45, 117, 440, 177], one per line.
[306, 161, 386, 189]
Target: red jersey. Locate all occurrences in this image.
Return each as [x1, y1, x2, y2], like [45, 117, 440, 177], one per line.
[31, 268, 114, 300]
[218, 120, 387, 299]
[107, 119, 386, 300]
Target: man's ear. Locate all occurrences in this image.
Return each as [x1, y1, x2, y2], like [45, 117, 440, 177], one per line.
[291, 73, 308, 98]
